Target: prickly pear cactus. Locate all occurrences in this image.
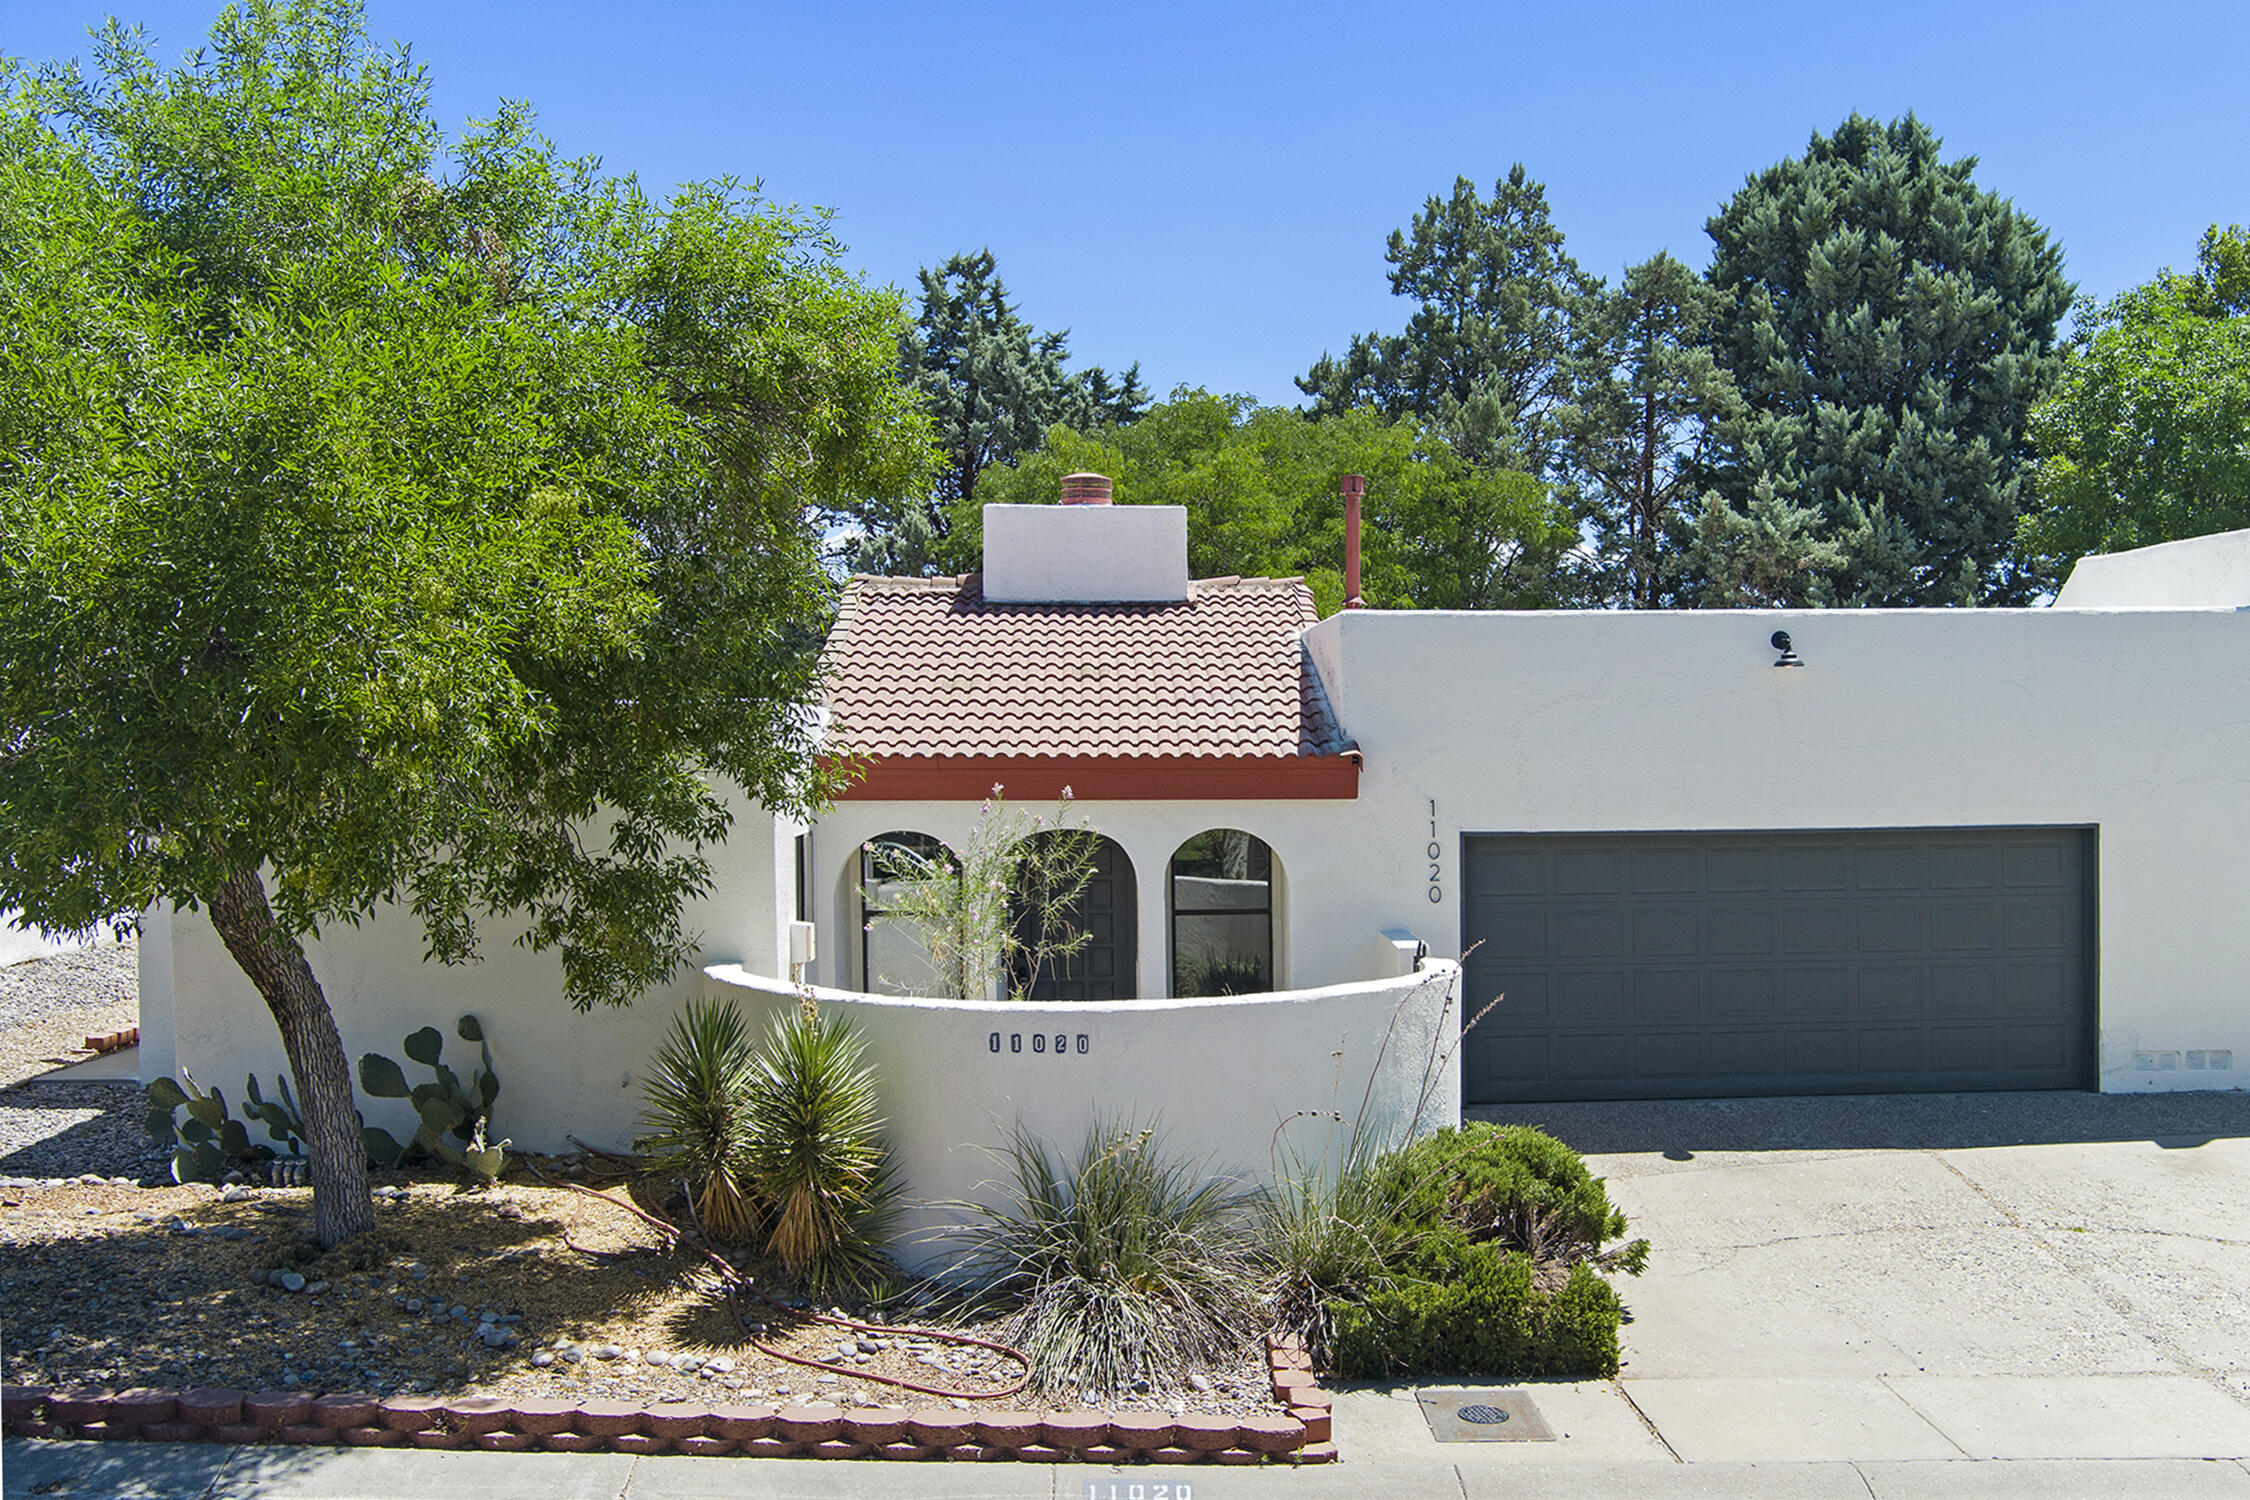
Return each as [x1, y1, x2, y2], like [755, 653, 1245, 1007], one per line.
[357, 1014, 507, 1183]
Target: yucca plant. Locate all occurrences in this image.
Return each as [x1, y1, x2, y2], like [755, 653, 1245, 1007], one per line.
[941, 1119, 1258, 1401]
[742, 999, 901, 1294]
[636, 997, 760, 1242]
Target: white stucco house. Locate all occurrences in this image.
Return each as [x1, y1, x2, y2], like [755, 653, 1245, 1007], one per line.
[137, 478, 2250, 1220]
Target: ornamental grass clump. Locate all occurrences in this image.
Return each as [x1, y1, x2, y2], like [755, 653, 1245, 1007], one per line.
[943, 1119, 1258, 1401]
[635, 997, 760, 1242]
[741, 998, 902, 1295]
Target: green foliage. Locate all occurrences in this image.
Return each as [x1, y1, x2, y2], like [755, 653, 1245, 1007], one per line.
[0, 0, 926, 998]
[962, 391, 1581, 611]
[1331, 1249, 1622, 1379]
[741, 1000, 901, 1295]
[2022, 225, 2250, 572]
[868, 791, 1100, 1002]
[848, 248, 1143, 574]
[1257, 1143, 1422, 1362]
[0, 0, 924, 1241]
[1317, 1124, 1647, 1379]
[942, 1120, 1258, 1401]
[146, 1070, 303, 1182]
[1299, 165, 1597, 478]
[358, 1014, 506, 1182]
[1699, 112, 2074, 605]
[635, 996, 760, 1241]
[1559, 252, 1743, 607]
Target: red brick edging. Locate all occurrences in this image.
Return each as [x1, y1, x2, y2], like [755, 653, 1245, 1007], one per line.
[1, 1344, 1335, 1465]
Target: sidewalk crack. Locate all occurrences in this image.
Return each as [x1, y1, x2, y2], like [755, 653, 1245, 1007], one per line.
[1615, 1379, 1684, 1462]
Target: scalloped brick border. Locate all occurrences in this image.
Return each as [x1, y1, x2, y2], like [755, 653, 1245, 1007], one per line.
[3, 1357, 1336, 1465]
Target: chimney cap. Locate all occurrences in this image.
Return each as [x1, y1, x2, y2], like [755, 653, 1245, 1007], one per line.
[1340, 473, 1365, 498]
[1060, 472, 1113, 505]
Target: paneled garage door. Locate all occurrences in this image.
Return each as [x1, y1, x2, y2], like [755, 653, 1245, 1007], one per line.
[1461, 829, 2095, 1103]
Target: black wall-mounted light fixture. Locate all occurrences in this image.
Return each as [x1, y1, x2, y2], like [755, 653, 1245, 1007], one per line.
[1771, 630, 1803, 668]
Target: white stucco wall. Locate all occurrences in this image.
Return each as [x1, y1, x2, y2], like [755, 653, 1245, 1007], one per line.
[159, 783, 793, 1151]
[703, 960, 1463, 1273]
[2057, 527, 2250, 607]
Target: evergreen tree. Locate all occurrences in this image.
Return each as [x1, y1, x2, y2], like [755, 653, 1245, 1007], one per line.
[2022, 225, 2250, 574]
[1559, 252, 1741, 607]
[1298, 166, 1597, 476]
[1699, 113, 2073, 605]
[849, 250, 1144, 574]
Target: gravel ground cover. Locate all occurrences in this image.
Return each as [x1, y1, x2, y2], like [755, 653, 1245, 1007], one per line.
[0, 1080, 172, 1181]
[0, 1173, 1285, 1421]
[0, 939, 138, 1089]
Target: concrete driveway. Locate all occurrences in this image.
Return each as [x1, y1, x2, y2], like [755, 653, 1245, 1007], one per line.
[1340, 1090, 2250, 1470]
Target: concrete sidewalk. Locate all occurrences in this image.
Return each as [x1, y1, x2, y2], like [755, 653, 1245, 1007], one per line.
[13, 1440, 2250, 1499]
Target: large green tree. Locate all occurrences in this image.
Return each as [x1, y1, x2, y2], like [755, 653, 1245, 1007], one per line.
[2021, 225, 2250, 573]
[1558, 251, 1742, 607]
[962, 391, 1580, 613]
[0, 3, 928, 1246]
[1299, 166, 1596, 477]
[1698, 113, 2074, 606]
[848, 249, 1145, 574]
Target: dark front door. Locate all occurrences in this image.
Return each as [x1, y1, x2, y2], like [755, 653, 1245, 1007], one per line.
[1461, 828, 2096, 1104]
[1009, 834, 1137, 1000]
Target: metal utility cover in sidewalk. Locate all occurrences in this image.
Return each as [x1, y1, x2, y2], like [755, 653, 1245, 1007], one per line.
[1418, 1387, 1555, 1441]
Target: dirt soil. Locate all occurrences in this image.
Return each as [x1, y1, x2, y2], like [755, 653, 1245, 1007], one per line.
[0, 1167, 1284, 1419]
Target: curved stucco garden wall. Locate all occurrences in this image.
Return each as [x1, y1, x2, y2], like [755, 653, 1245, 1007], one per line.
[703, 960, 1463, 1273]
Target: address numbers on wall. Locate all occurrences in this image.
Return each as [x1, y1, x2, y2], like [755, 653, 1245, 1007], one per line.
[1427, 798, 1444, 904]
[991, 1032, 1091, 1056]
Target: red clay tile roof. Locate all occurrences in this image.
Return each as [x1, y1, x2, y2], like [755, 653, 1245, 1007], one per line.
[821, 573, 1354, 762]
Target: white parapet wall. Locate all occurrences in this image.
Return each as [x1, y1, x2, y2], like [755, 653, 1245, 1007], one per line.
[702, 960, 1464, 1274]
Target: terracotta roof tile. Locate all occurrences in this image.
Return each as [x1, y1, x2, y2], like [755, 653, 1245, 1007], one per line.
[822, 573, 1353, 762]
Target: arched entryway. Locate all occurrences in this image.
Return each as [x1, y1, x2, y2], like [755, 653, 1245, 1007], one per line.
[1006, 833, 1137, 1000]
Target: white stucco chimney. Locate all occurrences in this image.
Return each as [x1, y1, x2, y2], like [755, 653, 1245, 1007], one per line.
[981, 472, 1190, 603]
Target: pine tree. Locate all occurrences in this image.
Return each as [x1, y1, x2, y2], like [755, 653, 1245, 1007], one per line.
[1298, 166, 1596, 477]
[1699, 113, 2074, 605]
[847, 250, 1142, 574]
[1559, 252, 1741, 607]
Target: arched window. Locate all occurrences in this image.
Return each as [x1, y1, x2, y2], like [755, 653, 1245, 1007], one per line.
[1170, 830, 1274, 997]
[1006, 833, 1137, 1001]
[860, 831, 954, 996]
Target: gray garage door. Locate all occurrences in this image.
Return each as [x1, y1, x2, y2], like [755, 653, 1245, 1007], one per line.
[1461, 829, 2095, 1103]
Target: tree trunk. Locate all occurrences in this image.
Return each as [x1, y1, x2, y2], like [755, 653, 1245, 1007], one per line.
[206, 864, 377, 1249]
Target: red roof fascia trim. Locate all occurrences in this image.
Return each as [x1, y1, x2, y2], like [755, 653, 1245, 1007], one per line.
[829, 754, 1360, 802]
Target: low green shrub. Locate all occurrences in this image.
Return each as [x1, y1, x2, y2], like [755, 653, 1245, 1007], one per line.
[1318, 1122, 1648, 1379]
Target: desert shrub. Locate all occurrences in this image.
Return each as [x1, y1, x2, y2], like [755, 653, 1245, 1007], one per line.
[942, 1120, 1258, 1401]
[1375, 1123, 1647, 1273]
[742, 999, 902, 1295]
[1316, 1123, 1647, 1379]
[636, 997, 760, 1241]
[1331, 1243, 1623, 1377]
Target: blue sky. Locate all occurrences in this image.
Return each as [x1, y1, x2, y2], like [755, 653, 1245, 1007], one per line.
[10, 2, 2248, 406]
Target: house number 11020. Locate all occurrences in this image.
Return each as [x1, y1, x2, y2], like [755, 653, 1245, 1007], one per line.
[1427, 798, 1443, 904]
